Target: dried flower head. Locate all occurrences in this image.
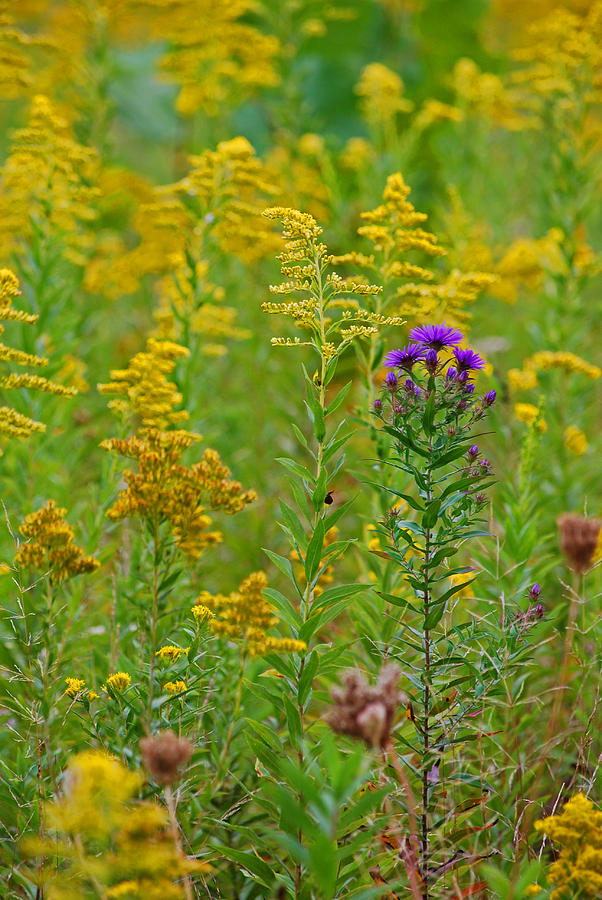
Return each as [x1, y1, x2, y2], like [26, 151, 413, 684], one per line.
[557, 514, 601, 574]
[140, 731, 193, 785]
[326, 665, 405, 748]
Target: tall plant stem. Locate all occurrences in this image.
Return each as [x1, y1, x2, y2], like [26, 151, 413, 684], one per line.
[165, 785, 195, 900]
[421, 435, 434, 900]
[148, 517, 160, 720]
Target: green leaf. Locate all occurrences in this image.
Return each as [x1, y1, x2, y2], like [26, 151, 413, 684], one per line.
[422, 390, 436, 435]
[422, 498, 442, 529]
[279, 500, 307, 551]
[312, 467, 328, 513]
[276, 457, 315, 484]
[424, 604, 445, 630]
[263, 588, 302, 631]
[263, 549, 296, 582]
[214, 846, 275, 888]
[305, 520, 325, 582]
[298, 651, 319, 706]
[314, 583, 368, 609]
[326, 381, 352, 417]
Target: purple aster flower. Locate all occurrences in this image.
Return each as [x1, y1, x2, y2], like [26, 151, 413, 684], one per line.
[483, 390, 497, 407]
[383, 344, 428, 371]
[409, 322, 464, 350]
[446, 367, 458, 380]
[467, 444, 479, 461]
[385, 371, 398, 389]
[453, 347, 487, 372]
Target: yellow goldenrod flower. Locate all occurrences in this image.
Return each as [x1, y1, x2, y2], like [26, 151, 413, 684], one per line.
[99, 338, 190, 430]
[514, 403, 547, 432]
[355, 63, 413, 127]
[106, 672, 131, 693]
[449, 571, 475, 599]
[508, 367, 539, 391]
[14, 500, 100, 585]
[0, 270, 77, 442]
[155, 646, 190, 664]
[535, 792, 602, 899]
[87, 691, 100, 701]
[65, 678, 86, 698]
[526, 351, 600, 380]
[164, 680, 187, 695]
[191, 604, 215, 624]
[27, 750, 210, 896]
[101, 428, 256, 560]
[199, 571, 306, 657]
[0, 95, 99, 266]
[564, 426, 588, 455]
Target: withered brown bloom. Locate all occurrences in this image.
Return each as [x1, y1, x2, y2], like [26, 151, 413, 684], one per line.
[140, 731, 193, 785]
[326, 665, 405, 748]
[557, 514, 601, 574]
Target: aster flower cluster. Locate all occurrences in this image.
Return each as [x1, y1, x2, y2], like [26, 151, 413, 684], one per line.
[376, 324, 496, 463]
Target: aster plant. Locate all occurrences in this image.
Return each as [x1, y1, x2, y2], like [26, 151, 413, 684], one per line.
[371, 323, 542, 898]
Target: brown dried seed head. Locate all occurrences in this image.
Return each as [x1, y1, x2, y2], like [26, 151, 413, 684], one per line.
[326, 664, 405, 748]
[140, 731, 193, 785]
[557, 514, 601, 574]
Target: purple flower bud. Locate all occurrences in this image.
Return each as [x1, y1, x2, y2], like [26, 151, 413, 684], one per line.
[480, 458, 490, 470]
[533, 603, 544, 619]
[457, 370, 469, 384]
[457, 400, 467, 411]
[425, 349, 438, 373]
[404, 378, 415, 393]
[483, 390, 497, 407]
[467, 444, 479, 461]
[373, 398, 383, 412]
[385, 371, 397, 390]
[413, 385, 421, 398]
[448, 426, 456, 436]
[475, 493, 487, 504]
[392, 404, 403, 415]
[446, 366, 457, 380]
[529, 584, 541, 600]
[464, 383, 475, 394]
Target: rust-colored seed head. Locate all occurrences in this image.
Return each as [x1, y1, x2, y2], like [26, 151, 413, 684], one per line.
[557, 514, 601, 574]
[326, 664, 405, 748]
[140, 731, 193, 785]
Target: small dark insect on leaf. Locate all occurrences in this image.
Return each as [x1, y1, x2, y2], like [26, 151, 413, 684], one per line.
[324, 490, 334, 505]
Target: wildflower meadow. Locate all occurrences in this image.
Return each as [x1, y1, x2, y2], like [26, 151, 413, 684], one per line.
[1, 2, 601, 898]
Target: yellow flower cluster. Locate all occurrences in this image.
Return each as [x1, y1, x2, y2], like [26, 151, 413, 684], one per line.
[144, 0, 280, 116]
[355, 63, 413, 127]
[156, 645, 189, 664]
[452, 57, 531, 131]
[509, 350, 600, 394]
[25, 750, 207, 900]
[535, 793, 602, 899]
[196, 571, 306, 656]
[164, 680, 187, 695]
[98, 338, 190, 430]
[0, 4, 49, 99]
[262, 207, 384, 360]
[101, 429, 256, 559]
[65, 677, 99, 702]
[514, 403, 547, 433]
[564, 426, 588, 456]
[0, 269, 77, 441]
[352, 173, 495, 329]
[511, 4, 602, 118]
[0, 94, 99, 266]
[106, 672, 132, 693]
[14, 500, 100, 585]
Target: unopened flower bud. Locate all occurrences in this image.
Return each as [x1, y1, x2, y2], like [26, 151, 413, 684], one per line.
[457, 370, 469, 384]
[446, 367, 457, 381]
[467, 444, 479, 461]
[385, 371, 397, 390]
[529, 583, 541, 600]
[483, 390, 497, 406]
[425, 349, 438, 373]
[140, 731, 193, 785]
[373, 398, 383, 412]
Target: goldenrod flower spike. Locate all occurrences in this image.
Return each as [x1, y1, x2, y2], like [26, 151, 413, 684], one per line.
[535, 793, 602, 899]
[199, 571, 306, 657]
[0, 270, 77, 442]
[14, 500, 99, 585]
